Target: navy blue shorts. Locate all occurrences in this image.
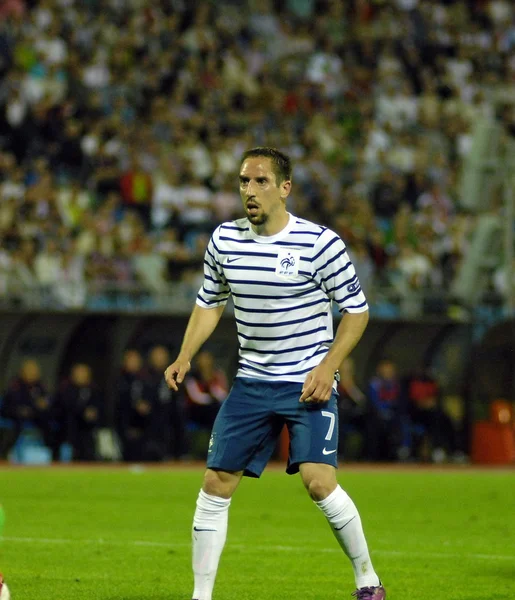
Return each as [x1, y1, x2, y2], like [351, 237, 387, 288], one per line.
[206, 377, 339, 478]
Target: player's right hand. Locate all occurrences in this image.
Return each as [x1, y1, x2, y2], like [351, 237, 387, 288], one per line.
[164, 358, 191, 391]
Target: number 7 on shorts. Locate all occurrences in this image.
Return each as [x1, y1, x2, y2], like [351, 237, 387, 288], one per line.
[321, 410, 335, 441]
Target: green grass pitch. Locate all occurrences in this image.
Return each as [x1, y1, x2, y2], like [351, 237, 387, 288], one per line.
[0, 464, 513, 599]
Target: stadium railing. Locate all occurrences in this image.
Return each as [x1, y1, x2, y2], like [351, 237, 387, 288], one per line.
[0, 281, 508, 323]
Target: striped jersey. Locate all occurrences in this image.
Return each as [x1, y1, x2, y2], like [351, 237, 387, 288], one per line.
[196, 213, 368, 383]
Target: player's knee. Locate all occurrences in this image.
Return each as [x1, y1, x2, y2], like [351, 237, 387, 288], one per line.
[300, 464, 337, 501]
[202, 468, 240, 499]
[305, 477, 335, 501]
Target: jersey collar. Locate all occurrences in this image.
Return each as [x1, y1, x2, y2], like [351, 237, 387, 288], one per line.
[247, 213, 295, 244]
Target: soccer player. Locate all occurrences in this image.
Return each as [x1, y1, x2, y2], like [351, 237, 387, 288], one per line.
[165, 147, 386, 600]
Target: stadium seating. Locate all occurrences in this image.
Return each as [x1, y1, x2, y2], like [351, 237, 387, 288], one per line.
[0, 0, 513, 316]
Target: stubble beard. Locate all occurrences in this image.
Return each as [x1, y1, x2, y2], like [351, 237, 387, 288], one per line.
[247, 212, 268, 226]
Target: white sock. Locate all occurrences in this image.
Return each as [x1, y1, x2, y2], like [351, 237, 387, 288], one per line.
[316, 485, 380, 589]
[192, 489, 231, 600]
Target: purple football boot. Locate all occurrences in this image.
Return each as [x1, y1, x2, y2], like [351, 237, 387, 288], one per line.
[351, 583, 386, 599]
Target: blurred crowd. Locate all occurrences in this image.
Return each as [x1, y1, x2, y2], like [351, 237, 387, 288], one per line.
[0, 349, 466, 463]
[1, 0, 515, 314]
[337, 356, 467, 463]
[0, 347, 229, 462]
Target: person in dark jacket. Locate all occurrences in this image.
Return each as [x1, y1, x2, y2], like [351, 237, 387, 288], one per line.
[54, 363, 102, 461]
[143, 345, 185, 460]
[366, 359, 410, 461]
[116, 349, 156, 462]
[1, 359, 59, 459]
[405, 367, 461, 463]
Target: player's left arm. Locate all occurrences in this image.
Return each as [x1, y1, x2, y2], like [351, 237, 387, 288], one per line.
[300, 311, 369, 402]
[300, 229, 369, 403]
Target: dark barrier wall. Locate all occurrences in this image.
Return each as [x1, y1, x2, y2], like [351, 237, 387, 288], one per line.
[468, 319, 515, 405]
[0, 310, 511, 422]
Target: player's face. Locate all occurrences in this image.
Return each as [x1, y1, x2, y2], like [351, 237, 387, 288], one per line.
[239, 157, 290, 226]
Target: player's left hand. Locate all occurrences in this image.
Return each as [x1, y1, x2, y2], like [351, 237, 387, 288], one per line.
[300, 363, 334, 403]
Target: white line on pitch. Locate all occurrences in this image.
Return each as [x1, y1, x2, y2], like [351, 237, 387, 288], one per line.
[2, 536, 514, 562]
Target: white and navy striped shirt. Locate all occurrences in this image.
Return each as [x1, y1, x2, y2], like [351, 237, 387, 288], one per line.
[196, 213, 368, 383]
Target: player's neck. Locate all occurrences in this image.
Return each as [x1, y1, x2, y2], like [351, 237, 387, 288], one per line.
[251, 209, 290, 237]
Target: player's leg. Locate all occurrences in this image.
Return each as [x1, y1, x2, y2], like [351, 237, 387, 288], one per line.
[192, 468, 243, 600]
[299, 462, 383, 594]
[285, 391, 384, 597]
[191, 378, 277, 600]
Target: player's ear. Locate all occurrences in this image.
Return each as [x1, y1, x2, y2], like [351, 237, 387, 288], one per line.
[280, 179, 292, 199]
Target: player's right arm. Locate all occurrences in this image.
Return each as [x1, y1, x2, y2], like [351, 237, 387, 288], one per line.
[165, 227, 230, 391]
[165, 304, 225, 391]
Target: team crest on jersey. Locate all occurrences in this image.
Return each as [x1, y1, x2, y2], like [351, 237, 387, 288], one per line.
[275, 249, 300, 278]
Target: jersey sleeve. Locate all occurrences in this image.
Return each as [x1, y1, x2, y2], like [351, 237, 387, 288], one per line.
[312, 229, 368, 314]
[196, 228, 231, 309]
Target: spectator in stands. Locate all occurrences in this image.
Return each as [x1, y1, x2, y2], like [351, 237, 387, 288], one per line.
[56, 181, 92, 230]
[184, 350, 228, 430]
[151, 156, 185, 230]
[3, 247, 35, 305]
[116, 348, 157, 462]
[34, 238, 62, 301]
[119, 152, 153, 228]
[55, 119, 85, 180]
[54, 363, 102, 461]
[336, 357, 368, 461]
[178, 165, 214, 242]
[0, 358, 59, 460]
[133, 237, 170, 297]
[110, 239, 139, 307]
[371, 169, 405, 220]
[55, 243, 86, 308]
[212, 176, 241, 222]
[0, 0, 25, 19]
[366, 359, 410, 461]
[0, 165, 26, 203]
